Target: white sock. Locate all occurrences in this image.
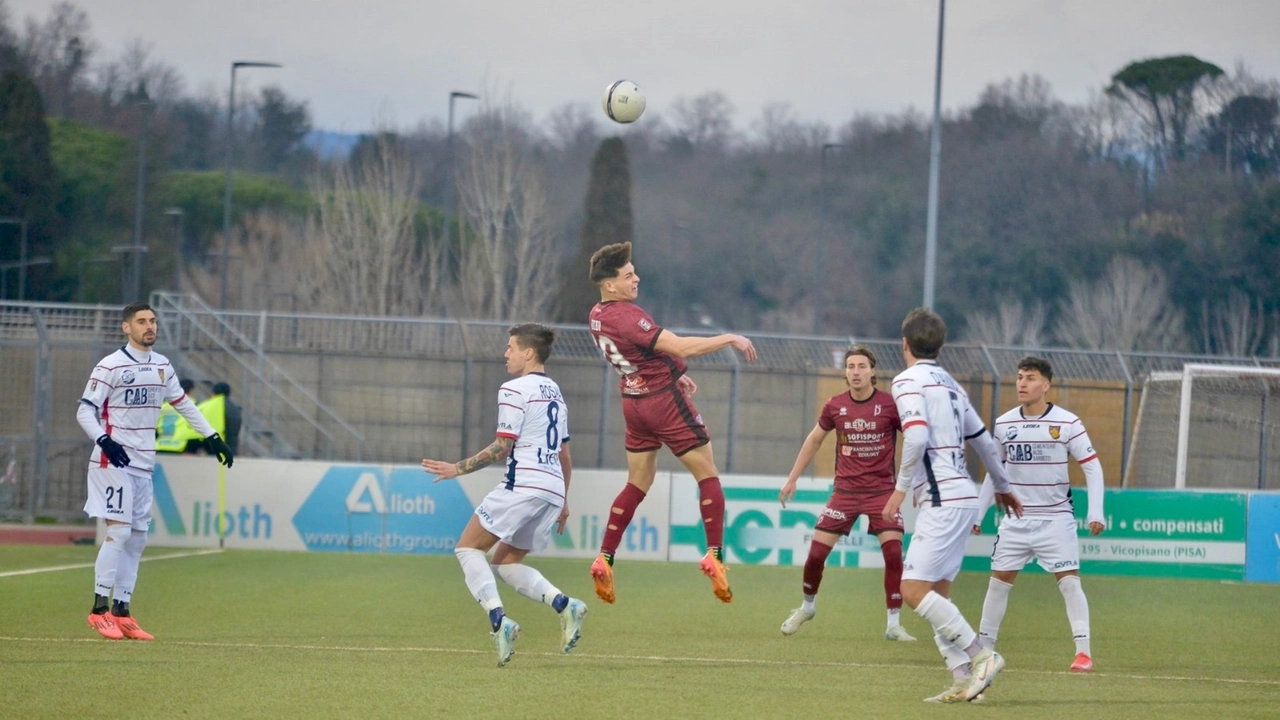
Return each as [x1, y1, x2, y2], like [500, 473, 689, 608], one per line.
[93, 530, 128, 598]
[494, 563, 561, 608]
[112, 529, 148, 604]
[887, 608, 901, 629]
[934, 631, 972, 680]
[979, 577, 1013, 649]
[915, 591, 980, 657]
[454, 547, 502, 611]
[802, 594, 816, 614]
[1058, 575, 1091, 656]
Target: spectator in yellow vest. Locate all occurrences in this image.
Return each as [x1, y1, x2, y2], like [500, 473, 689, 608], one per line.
[156, 379, 203, 454]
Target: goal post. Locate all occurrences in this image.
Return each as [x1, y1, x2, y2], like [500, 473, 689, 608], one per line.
[1128, 364, 1280, 489]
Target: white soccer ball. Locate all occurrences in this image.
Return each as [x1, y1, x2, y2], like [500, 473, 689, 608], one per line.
[602, 80, 646, 124]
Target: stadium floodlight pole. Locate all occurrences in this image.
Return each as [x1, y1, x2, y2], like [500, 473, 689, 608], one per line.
[222, 61, 282, 310]
[0, 217, 28, 300]
[132, 97, 152, 303]
[445, 91, 479, 270]
[922, 0, 946, 310]
[815, 143, 850, 335]
[163, 207, 185, 293]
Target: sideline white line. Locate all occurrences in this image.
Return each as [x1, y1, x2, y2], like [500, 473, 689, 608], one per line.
[0, 549, 222, 578]
[0, 635, 1276, 688]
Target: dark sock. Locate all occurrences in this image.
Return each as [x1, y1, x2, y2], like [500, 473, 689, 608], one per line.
[551, 594, 569, 613]
[804, 542, 835, 595]
[600, 483, 647, 557]
[111, 599, 130, 618]
[488, 607, 505, 632]
[697, 477, 726, 552]
[91, 594, 109, 614]
[881, 538, 905, 611]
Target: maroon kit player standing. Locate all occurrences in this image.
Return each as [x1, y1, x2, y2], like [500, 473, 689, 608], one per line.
[778, 346, 916, 641]
[586, 242, 757, 604]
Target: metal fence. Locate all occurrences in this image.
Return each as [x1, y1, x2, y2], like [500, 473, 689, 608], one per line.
[2, 297, 1277, 521]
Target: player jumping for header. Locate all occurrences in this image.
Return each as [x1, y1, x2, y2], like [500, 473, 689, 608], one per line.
[586, 242, 757, 604]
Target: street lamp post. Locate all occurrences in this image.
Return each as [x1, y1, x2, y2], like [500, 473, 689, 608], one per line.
[222, 60, 281, 309]
[163, 207, 185, 292]
[445, 91, 478, 259]
[815, 143, 850, 335]
[665, 221, 691, 322]
[112, 245, 148, 303]
[0, 218, 29, 300]
[132, 98, 152, 303]
[922, 0, 946, 310]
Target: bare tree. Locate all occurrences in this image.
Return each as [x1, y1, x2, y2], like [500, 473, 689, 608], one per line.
[455, 95, 556, 320]
[18, 1, 94, 117]
[964, 297, 1048, 347]
[669, 91, 738, 150]
[308, 131, 430, 316]
[1200, 289, 1268, 356]
[1053, 256, 1185, 351]
[750, 102, 829, 154]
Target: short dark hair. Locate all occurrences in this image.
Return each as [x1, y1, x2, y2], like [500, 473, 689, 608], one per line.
[509, 323, 556, 364]
[1017, 356, 1053, 382]
[123, 302, 153, 322]
[901, 307, 947, 359]
[590, 242, 633, 284]
[212, 382, 232, 397]
[843, 345, 877, 368]
[179, 378, 195, 393]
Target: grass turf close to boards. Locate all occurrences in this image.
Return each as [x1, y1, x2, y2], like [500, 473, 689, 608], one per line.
[2, 545, 1278, 719]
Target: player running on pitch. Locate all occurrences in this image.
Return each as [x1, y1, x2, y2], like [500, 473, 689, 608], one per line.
[973, 356, 1106, 673]
[881, 308, 1022, 703]
[422, 324, 587, 667]
[778, 346, 915, 641]
[586, 241, 757, 604]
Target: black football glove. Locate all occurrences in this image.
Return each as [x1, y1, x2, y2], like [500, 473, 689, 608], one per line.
[207, 433, 234, 468]
[96, 434, 131, 468]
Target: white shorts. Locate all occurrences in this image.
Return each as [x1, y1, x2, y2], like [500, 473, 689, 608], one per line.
[903, 505, 980, 583]
[474, 488, 561, 554]
[991, 515, 1081, 573]
[84, 466, 153, 531]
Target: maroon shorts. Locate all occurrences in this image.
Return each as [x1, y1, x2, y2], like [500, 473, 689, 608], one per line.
[815, 489, 904, 536]
[622, 386, 710, 456]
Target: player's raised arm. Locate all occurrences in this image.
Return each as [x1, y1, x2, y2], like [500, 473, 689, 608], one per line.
[653, 329, 757, 362]
[780, 423, 830, 507]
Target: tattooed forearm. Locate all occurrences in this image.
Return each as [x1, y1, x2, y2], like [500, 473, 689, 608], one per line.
[456, 437, 514, 475]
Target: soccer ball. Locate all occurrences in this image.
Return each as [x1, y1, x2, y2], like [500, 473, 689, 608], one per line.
[602, 80, 646, 124]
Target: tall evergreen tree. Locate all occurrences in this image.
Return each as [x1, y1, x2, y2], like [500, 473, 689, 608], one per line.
[555, 136, 632, 322]
[0, 70, 58, 298]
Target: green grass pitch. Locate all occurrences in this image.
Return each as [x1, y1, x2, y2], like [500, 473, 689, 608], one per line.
[2, 545, 1278, 719]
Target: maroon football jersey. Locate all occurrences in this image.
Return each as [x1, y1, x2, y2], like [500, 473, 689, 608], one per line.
[589, 301, 686, 396]
[817, 387, 900, 493]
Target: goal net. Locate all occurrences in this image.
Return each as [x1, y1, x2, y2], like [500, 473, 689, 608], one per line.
[1126, 364, 1280, 489]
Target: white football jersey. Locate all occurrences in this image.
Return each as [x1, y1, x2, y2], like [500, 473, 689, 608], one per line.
[992, 404, 1098, 518]
[891, 360, 987, 508]
[494, 372, 570, 507]
[80, 346, 208, 472]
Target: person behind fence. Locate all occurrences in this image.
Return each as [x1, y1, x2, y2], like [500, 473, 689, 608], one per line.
[77, 302, 234, 641]
[206, 382, 242, 456]
[156, 378, 202, 454]
[420, 323, 587, 668]
[972, 355, 1106, 673]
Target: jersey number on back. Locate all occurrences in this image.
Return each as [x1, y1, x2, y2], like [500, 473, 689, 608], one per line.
[594, 334, 637, 376]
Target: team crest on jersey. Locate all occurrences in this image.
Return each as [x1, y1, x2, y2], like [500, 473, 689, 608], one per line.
[121, 369, 136, 385]
[158, 369, 165, 383]
[1005, 427, 1018, 441]
[1049, 426, 1061, 439]
[638, 318, 652, 331]
[590, 319, 601, 331]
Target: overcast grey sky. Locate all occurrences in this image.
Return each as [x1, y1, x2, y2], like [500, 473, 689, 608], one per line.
[9, 0, 1280, 132]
